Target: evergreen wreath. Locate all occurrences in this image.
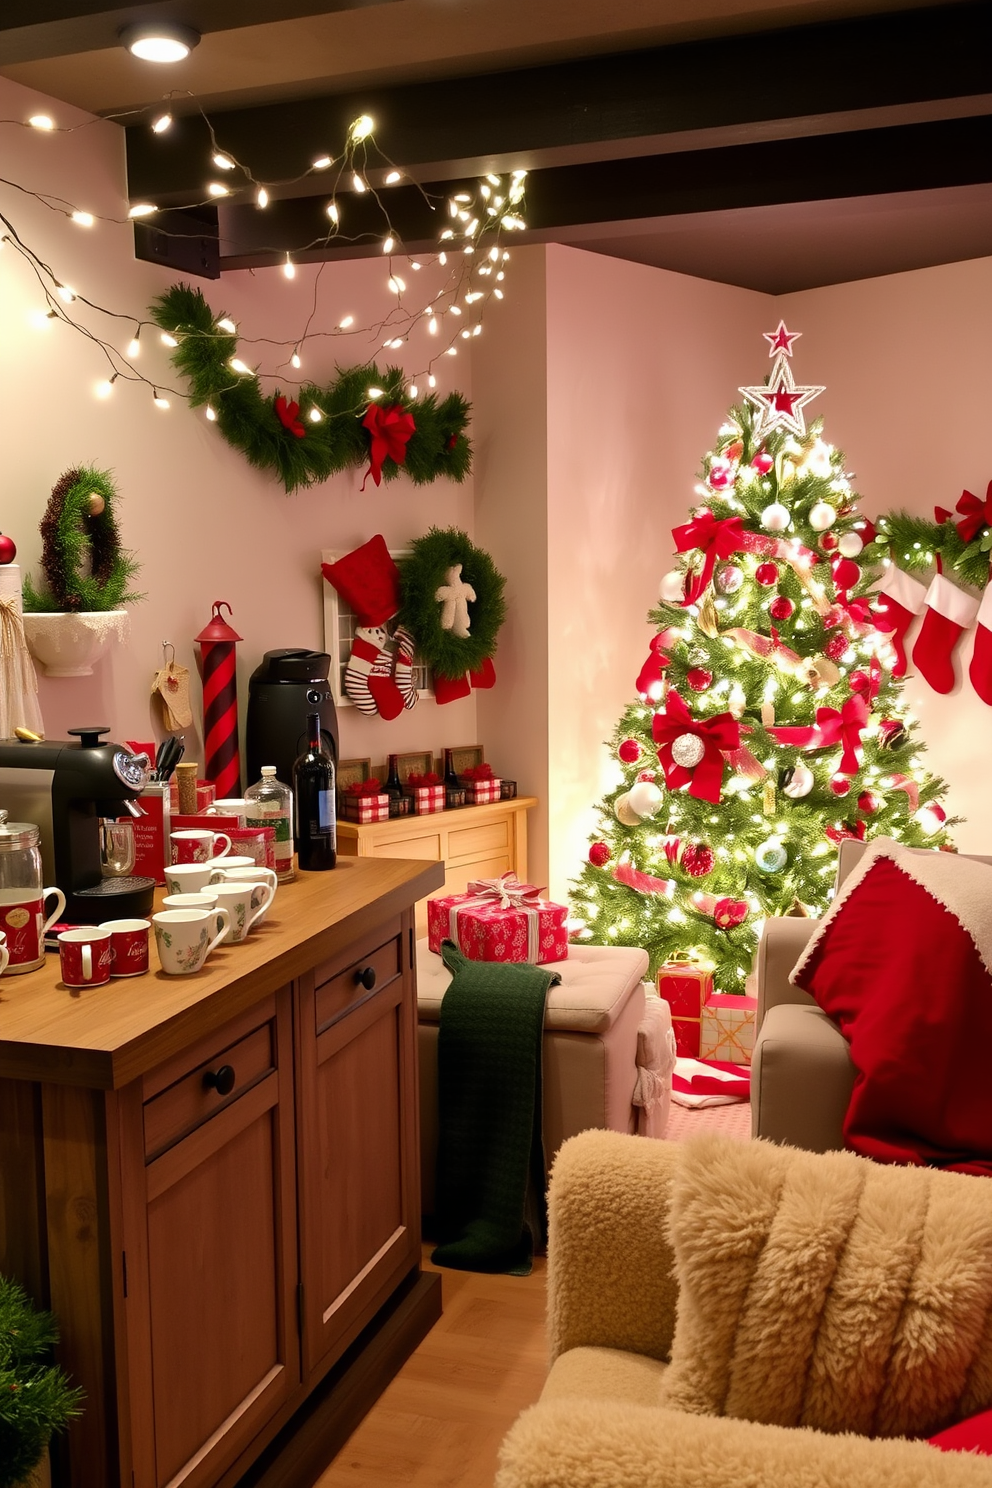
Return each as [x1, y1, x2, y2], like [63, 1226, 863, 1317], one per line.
[396, 527, 505, 679]
[0, 1274, 83, 1488]
[151, 284, 472, 495]
[22, 468, 143, 613]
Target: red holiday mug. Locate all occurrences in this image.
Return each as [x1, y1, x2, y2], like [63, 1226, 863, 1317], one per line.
[58, 927, 113, 989]
[0, 887, 67, 973]
[102, 918, 151, 978]
[170, 828, 232, 865]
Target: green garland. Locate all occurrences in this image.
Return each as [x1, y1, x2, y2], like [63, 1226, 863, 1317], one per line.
[875, 506, 992, 591]
[397, 527, 505, 679]
[150, 284, 472, 495]
[22, 468, 142, 614]
[0, 1275, 83, 1488]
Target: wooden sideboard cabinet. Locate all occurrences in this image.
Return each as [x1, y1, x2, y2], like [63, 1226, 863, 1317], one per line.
[337, 796, 537, 935]
[0, 857, 443, 1488]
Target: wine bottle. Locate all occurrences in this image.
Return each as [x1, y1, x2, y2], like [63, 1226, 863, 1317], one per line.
[293, 712, 336, 871]
[442, 748, 460, 790]
[385, 753, 403, 801]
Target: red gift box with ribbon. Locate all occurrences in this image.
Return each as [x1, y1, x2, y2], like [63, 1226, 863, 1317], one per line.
[426, 872, 569, 964]
[339, 778, 391, 824]
[458, 763, 503, 805]
[657, 956, 713, 1057]
[403, 774, 446, 815]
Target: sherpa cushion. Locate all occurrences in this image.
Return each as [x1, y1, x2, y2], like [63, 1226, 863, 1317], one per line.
[662, 1133, 992, 1440]
[790, 837, 992, 1173]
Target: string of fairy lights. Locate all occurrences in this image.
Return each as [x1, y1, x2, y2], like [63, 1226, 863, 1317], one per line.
[0, 98, 528, 415]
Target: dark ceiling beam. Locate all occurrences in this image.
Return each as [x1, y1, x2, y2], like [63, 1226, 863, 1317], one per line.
[208, 114, 992, 271]
[125, 2, 991, 208]
[0, 0, 394, 66]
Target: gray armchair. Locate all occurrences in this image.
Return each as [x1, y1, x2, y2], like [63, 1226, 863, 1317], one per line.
[751, 841, 992, 1150]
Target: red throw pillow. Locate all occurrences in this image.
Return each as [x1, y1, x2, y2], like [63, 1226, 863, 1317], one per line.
[791, 842, 992, 1175]
[930, 1408, 992, 1454]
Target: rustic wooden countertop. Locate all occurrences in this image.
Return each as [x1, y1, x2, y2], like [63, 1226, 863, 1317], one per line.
[0, 855, 444, 1091]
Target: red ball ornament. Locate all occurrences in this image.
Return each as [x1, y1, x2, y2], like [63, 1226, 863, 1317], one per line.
[818, 531, 840, 553]
[824, 633, 849, 661]
[849, 670, 871, 696]
[822, 604, 845, 629]
[714, 897, 748, 929]
[830, 775, 851, 797]
[708, 456, 734, 490]
[752, 450, 773, 475]
[832, 557, 862, 591]
[768, 596, 795, 622]
[618, 739, 642, 764]
[588, 842, 612, 868]
[755, 562, 778, 587]
[858, 791, 880, 814]
[686, 668, 713, 692]
[0, 533, 16, 565]
[681, 843, 715, 878]
[636, 769, 657, 782]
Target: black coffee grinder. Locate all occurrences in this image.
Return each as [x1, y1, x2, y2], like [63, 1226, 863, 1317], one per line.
[0, 726, 155, 922]
[245, 650, 339, 841]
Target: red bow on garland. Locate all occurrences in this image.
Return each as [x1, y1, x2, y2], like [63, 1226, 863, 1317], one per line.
[361, 402, 416, 490]
[935, 481, 992, 544]
[274, 395, 306, 438]
[671, 511, 744, 606]
[767, 693, 869, 776]
[651, 690, 740, 803]
[825, 819, 867, 845]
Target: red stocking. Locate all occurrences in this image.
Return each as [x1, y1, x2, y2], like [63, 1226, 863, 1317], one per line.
[912, 575, 978, 694]
[969, 584, 992, 705]
[872, 566, 926, 677]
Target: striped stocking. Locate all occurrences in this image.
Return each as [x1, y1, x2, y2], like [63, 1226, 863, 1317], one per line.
[345, 626, 404, 720]
[392, 626, 419, 710]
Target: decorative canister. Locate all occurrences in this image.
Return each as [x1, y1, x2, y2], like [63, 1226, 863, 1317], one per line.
[0, 810, 66, 973]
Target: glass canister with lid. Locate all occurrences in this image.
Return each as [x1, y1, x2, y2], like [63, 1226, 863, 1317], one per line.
[0, 810, 66, 973]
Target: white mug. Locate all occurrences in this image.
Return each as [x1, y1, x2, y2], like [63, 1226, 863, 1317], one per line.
[206, 798, 255, 826]
[0, 931, 9, 976]
[170, 828, 232, 866]
[212, 864, 278, 923]
[210, 880, 275, 943]
[162, 892, 218, 911]
[164, 862, 218, 895]
[153, 908, 230, 975]
[207, 854, 259, 876]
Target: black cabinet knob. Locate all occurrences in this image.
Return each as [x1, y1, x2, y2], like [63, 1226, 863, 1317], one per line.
[203, 1064, 236, 1097]
[354, 966, 377, 991]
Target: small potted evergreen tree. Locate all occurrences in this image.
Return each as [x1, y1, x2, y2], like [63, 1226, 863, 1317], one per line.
[0, 1276, 82, 1488]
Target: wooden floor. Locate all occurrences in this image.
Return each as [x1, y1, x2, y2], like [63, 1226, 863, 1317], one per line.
[314, 1246, 549, 1488]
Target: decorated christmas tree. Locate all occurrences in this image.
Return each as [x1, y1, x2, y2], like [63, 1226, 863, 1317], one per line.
[571, 323, 956, 994]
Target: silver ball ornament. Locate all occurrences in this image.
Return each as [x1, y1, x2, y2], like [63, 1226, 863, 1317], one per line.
[808, 501, 837, 532]
[670, 733, 705, 769]
[716, 563, 744, 594]
[658, 569, 686, 604]
[837, 531, 864, 558]
[626, 780, 664, 819]
[614, 792, 643, 827]
[761, 502, 790, 533]
[754, 837, 788, 874]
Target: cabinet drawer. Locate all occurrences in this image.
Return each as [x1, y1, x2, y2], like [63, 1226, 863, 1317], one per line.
[371, 834, 442, 861]
[143, 1022, 274, 1161]
[315, 934, 402, 1033]
[447, 820, 509, 861]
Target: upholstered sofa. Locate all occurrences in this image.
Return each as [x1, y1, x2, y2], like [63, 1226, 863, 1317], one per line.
[751, 841, 992, 1150]
[495, 1129, 992, 1488]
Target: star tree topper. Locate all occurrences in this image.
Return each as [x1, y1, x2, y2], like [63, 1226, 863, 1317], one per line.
[740, 323, 825, 438]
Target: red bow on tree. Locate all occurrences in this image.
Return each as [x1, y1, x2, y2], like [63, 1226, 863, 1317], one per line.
[767, 693, 869, 776]
[935, 481, 992, 544]
[361, 402, 416, 489]
[635, 631, 673, 700]
[671, 511, 744, 606]
[651, 690, 740, 803]
[274, 395, 306, 438]
[825, 819, 867, 845]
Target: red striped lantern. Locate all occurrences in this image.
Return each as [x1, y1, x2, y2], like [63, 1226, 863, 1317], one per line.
[194, 600, 242, 799]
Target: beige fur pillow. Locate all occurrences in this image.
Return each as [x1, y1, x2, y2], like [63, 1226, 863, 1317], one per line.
[662, 1134, 992, 1438]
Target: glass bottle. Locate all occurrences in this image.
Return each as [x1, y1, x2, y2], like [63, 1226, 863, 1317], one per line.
[443, 748, 460, 790]
[245, 766, 296, 882]
[385, 754, 403, 801]
[293, 713, 336, 871]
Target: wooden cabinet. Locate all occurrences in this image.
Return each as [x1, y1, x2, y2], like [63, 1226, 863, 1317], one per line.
[0, 857, 444, 1488]
[337, 796, 536, 935]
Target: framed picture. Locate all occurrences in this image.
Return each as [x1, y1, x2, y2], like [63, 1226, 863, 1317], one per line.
[320, 547, 432, 708]
[448, 745, 485, 777]
[395, 750, 433, 783]
[337, 757, 372, 793]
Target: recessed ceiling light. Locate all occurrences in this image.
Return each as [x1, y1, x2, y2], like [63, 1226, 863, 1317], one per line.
[120, 22, 200, 63]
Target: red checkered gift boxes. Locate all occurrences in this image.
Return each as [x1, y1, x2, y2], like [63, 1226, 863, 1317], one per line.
[340, 779, 390, 824]
[700, 992, 758, 1066]
[427, 873, 568, 965]
[657, 957, 713, 1057]
[403, 773, 446, 815]
[459, 764, 502, 805]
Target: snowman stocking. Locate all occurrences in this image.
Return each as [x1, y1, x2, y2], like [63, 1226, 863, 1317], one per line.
[872, 565, 926, 677]
[911, 574, 979, 694]
[345, 626, 405, 720]
[969, 583, 992, 705]
[392, 625, 419, 710]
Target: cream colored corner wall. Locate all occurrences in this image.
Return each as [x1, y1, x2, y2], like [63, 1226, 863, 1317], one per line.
[780, 257, 992, 851]
[0, 73, 476, 779]
[542, 245, 770, 902]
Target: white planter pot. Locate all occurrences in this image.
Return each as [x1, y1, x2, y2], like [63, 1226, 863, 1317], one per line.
[22, 611, 129, 678]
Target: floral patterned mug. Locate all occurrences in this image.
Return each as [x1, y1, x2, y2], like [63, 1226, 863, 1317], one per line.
[152, 908, 230, 975]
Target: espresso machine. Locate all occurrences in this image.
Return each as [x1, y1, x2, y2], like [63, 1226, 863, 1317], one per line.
[0, 726, 155, 922]
[245, 650, 339, 834]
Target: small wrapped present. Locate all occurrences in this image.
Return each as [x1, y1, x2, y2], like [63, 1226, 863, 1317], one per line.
[699, 992, 758, 1066]
[657, 955, 713, 1059]
[340, 778, 391, 824]
[427, 872, 568, 964]
[403, 773, 446, 815]
[459, 763, 502, 805]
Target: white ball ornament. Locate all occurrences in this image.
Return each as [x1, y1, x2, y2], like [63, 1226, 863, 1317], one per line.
[837, 531, 864, 558]
[754, 838, 788, 874]
[782, 760, 814, 799]
[614, 792, 643, 827]
[808, 501, 837, 532]
[761, 502, 790, 533]
[659, 569, 686, 604]
[626, 780, 664, 819]
[715, 563, 744, 595]
[804, 441, 833, 479]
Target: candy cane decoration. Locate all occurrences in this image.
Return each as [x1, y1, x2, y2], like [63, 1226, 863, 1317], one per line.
[195, 600, 242, 798]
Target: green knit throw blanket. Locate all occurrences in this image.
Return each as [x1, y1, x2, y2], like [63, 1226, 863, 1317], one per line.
[431, 940, 560, 1275]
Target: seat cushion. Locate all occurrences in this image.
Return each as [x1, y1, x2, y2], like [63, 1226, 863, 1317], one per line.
[416, 939, 649, 1034]
[543, 1346, 667, 1407]
[751, 1001, 853, 1151]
